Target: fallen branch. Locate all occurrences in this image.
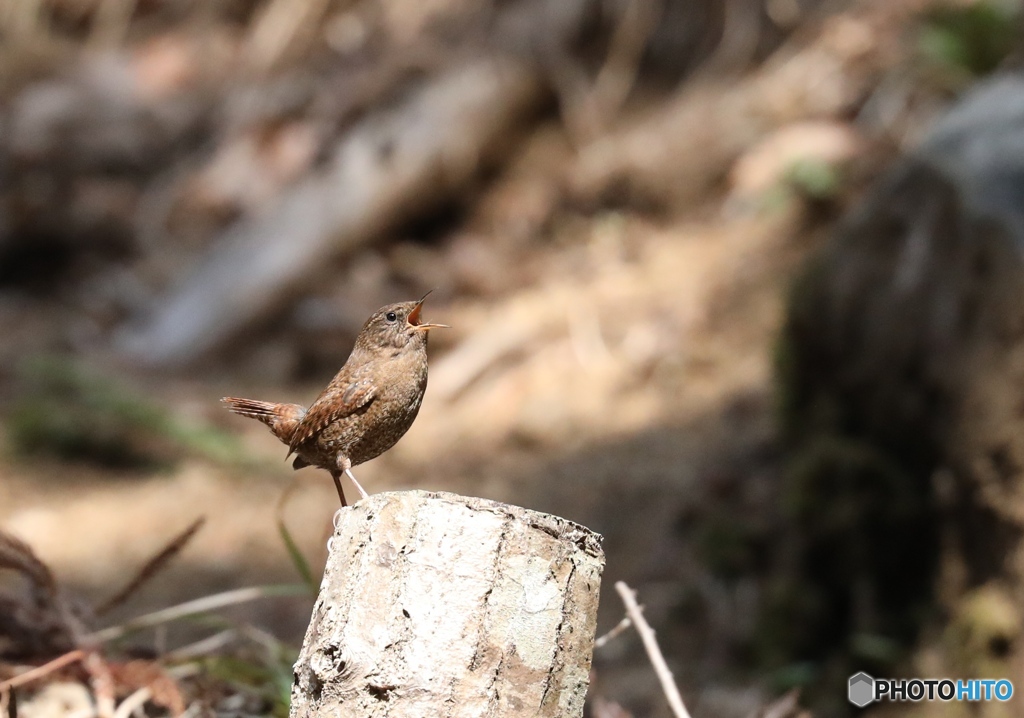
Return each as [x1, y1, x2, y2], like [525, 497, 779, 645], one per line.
[119, 54, 541, 366]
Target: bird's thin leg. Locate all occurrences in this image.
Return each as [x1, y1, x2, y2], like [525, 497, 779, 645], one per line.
[336, 455, 369, 501]
[345, 468, 370, 501]
[330, 471, 347, 507]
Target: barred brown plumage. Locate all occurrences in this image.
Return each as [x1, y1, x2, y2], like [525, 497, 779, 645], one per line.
[222, 295, 447, 505]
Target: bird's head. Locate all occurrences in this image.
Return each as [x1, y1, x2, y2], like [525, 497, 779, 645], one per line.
[355, 293, 449, 352]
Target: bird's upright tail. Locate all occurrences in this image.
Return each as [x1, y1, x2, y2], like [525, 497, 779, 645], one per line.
[222, 397, 305, 445]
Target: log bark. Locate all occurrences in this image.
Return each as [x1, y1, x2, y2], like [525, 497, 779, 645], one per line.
[290, 491, 605, 718]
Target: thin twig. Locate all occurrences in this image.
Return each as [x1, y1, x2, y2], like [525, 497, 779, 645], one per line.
[161, 629, 238, 662]
[594, 613, 634, 649]
[0, 529, 60, 598]
[111, 687, 151, 718]
[614, 581, 692, 718]
[84, 651, 115, 718]
[87, 584, 309, 643]
[239, 624, 285, 657]
[0, 649, 86, 691]
[94, 516, 207, 617]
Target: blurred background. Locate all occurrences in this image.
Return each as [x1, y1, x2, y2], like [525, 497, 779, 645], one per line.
[3, 0, 1024, 716]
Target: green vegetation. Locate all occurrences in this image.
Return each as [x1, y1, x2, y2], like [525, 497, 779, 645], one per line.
[920, 0, 1020, 83]
[201, 650, 297, 718]
[785, 158, 843, 202]
[7, 355, 246, 470]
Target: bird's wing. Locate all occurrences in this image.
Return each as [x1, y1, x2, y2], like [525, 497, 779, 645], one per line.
[287, 371, 376, 454]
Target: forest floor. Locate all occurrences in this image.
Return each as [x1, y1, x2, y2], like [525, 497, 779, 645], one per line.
[0, 0, 1003, 715]
[0, 193, 822, 717]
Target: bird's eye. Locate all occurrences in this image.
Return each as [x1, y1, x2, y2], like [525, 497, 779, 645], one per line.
[386, 311, 398, 322]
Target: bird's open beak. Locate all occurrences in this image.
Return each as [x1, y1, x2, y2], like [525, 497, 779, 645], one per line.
[408, 294, 449, 331]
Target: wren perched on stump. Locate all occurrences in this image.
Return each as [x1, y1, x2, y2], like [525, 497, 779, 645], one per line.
[222, 295, 447, 505]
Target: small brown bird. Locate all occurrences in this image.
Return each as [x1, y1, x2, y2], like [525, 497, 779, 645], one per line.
[222, 295, 447, 506]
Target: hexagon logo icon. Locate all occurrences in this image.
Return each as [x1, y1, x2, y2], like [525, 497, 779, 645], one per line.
[848, 672, 875, 707]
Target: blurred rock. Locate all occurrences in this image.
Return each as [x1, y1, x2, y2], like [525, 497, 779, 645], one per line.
[777, 73, 1024, 700]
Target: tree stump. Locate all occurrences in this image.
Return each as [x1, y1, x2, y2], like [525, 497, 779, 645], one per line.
[290, 491, 605, 718]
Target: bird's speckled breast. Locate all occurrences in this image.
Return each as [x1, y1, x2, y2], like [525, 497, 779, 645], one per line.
[312, 349, 428, 468]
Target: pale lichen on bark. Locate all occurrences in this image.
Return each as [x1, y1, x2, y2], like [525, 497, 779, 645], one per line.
[291, 491, 605, 718]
